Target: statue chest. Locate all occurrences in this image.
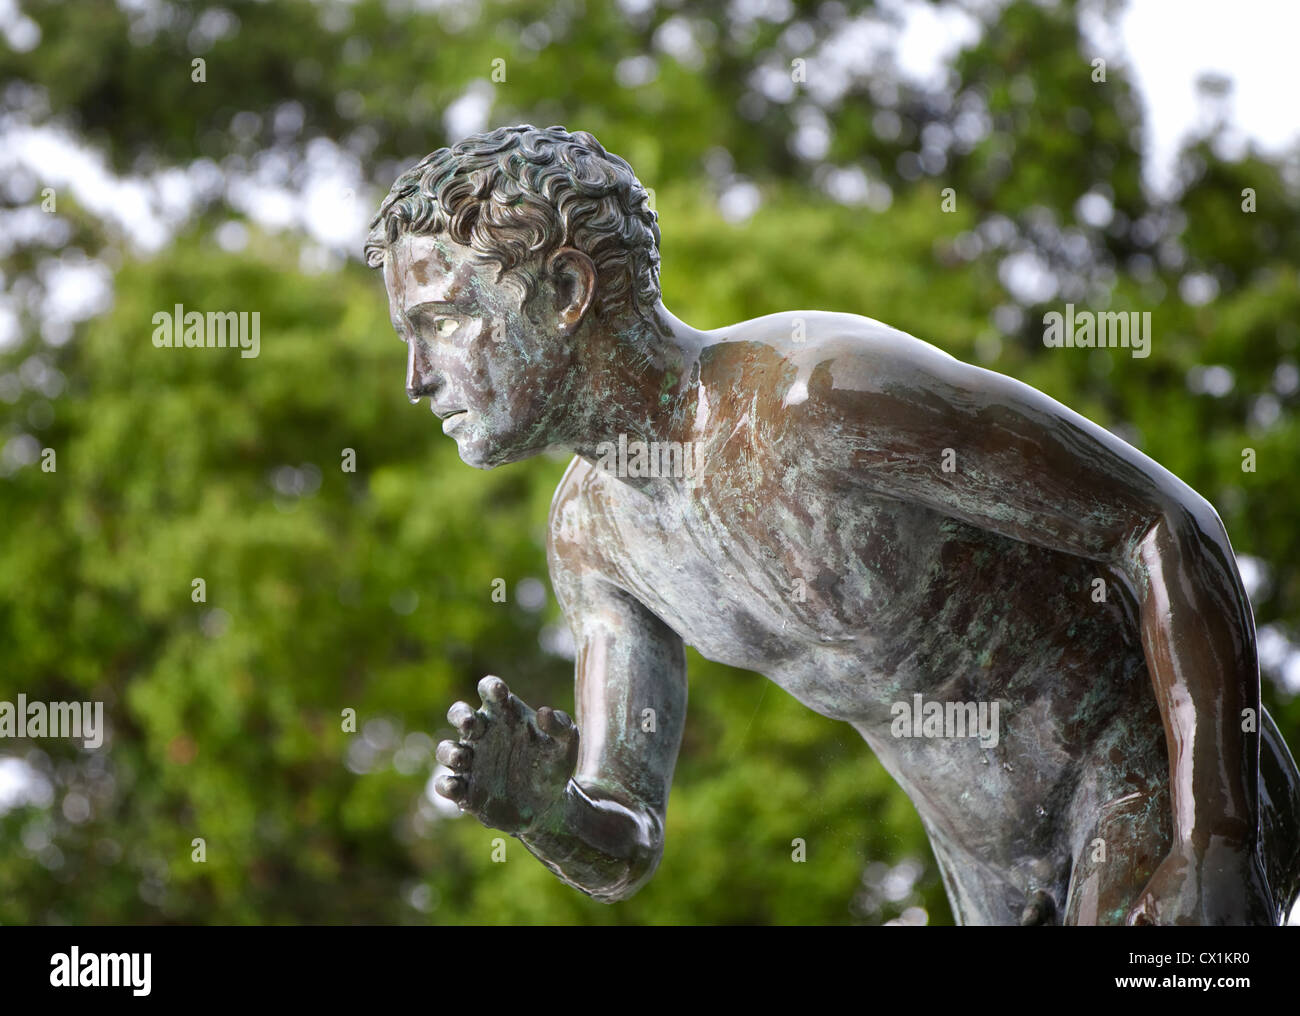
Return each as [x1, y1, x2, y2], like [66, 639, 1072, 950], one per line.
[582, 475, 949, 676]
[572, 472, 1134, 724]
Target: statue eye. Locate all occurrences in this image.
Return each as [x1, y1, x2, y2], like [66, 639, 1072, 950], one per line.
[433, 317, 460, 337]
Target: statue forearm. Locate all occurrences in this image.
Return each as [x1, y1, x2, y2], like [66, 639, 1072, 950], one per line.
[1132, 507, 1260, 852]
[517, 779, 664, 902]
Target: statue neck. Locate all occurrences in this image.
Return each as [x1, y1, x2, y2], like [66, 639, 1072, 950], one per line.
[562, 303, 709, 470]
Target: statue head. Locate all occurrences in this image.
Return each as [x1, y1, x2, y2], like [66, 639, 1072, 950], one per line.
[366, 124, 662, 468]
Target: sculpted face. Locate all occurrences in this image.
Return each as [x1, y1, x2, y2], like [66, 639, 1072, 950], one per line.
[383, 232, 577, 468]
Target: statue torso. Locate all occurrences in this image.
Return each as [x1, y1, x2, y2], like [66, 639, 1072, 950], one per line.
[548, 321, 1165, 869]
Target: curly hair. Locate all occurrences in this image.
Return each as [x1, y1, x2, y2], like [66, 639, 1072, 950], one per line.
[365, 125, 661, 324]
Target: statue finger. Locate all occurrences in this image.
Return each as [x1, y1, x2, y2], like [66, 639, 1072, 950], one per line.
[447, 701, 486, 739]
[537, 707, 575, 741]
[436, 739, 472, 771]
[434, 774, 468, 803]
[478, 675, 511, 706]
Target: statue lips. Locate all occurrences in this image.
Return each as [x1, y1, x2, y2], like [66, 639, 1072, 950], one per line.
[430, 402, 465, 419]
[440, 409, 468, 432]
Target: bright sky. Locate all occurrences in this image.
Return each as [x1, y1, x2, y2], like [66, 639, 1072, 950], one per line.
[3, 0, 1297, 258]
[887, 0, 1300, 196]
[1114, 0, 1300, 194]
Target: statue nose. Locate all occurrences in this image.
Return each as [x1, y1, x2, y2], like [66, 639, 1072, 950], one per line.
[405, 339, 440, 403]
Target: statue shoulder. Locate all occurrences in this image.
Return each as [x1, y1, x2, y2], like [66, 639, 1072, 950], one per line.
[546, 457, 664, 622]
[546, 455, 619, 587]
[548, 455, 596, 543]
[702, 311, 964, 412]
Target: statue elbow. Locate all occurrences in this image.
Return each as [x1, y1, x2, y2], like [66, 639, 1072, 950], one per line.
[589, 842, 664, 903]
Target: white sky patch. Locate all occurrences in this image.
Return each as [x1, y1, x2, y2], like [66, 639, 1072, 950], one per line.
[4, 119, 373, 256]
[1112, 0, 1300, 195]
[0, 756, 53, 815]
[1259, 624, 1300, 697]
[718, 178, 762, 222]
[4, 125, 170, 251]
[443, 79, 494, 142]
[882, 0, 982, 89]
[0, 0, 1296, 267]
[225, 177, 298, 231]
[298, 141, 371, 250]
[884, 0, 1300, 198]
[999, 248, 1059, 305]
[37, 255, 115, 346]
[0, 0, 40, 52]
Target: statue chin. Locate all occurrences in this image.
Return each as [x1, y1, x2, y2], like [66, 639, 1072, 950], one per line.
[458, 424, 556, 469]
[453, 435, 526, 471]
[452, 442, 494, 470]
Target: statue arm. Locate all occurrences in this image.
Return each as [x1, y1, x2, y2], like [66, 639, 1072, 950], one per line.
[512, 468, 688, 903]
[433, 479, 685, 904]
[827, 347, 1264, 919]
[518, 576, 687, 902]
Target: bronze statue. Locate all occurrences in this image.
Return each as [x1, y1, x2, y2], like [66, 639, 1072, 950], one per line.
[366, 124, 1300, 925]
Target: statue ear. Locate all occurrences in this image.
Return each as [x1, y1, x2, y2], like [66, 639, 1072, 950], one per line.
[546, 247, 597, 334]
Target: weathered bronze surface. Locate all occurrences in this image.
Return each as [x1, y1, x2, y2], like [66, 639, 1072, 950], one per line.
[367, 125, 1300, 925]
